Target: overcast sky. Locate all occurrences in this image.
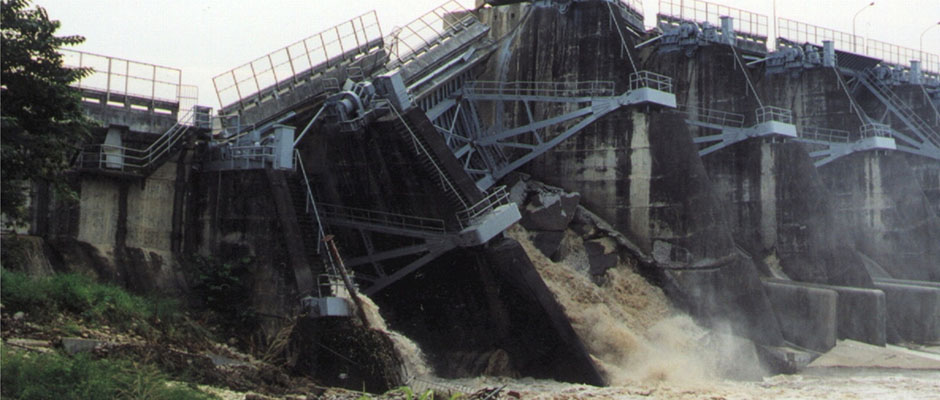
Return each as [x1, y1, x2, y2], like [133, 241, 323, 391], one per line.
[40, 0, 940, 107]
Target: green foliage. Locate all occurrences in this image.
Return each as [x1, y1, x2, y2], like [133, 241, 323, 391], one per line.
[1, 344, 217, 400]
[187, 255, 256, 332]
[0, 268, 182, 331]
[1, 0, 94, 226]
[386, 386, 457, 400]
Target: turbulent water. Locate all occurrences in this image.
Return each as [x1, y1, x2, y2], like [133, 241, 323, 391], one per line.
[358, 225, 940, 399]
[358, 294, 433, 382]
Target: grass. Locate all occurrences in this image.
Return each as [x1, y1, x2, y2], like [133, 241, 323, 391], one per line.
[0, 344, 217, 400]
[0, 268, 213, 346]
[1, 268, 179, 331]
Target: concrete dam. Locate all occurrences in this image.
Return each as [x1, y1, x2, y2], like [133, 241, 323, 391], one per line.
[22, 0, 940, 390]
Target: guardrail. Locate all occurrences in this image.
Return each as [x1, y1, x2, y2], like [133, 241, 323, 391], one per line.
[62, 49, 186, 114]
[385, 0, 479, 70]
[866, 39, 940, 75]
[61, 48, 182, 102]
[776, 18, 862, 54]
[799, 126, 851, 143]
[463, 80, 617, 98]
[455, 185, 512, 229]
[630, 70, 674, 92]
[677, 104, 746, 127]
[319, 203, 447, 233]
[609, 0, 646, 32]
[755, 106, 793, 124]
[212, 11, 383, 109]
[859, 122, 893, 138]
[76, 107, 207, 174]
[658, 0, 768, 39]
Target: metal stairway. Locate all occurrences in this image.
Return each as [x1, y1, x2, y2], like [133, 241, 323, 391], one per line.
[76, 107, 209, 177]
[856, 69, 940, 152]
[382, 106, 484, 210]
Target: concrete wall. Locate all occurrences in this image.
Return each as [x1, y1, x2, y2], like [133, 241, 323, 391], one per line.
[476, 2, 785, 345]
[762, 280, 837, 352]
[874, 281, 940, 343]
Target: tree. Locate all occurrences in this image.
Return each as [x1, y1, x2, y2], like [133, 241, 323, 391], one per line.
[1, 0, 93, 227]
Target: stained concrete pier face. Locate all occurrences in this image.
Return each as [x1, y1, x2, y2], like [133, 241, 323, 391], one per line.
[820, 152, 940, 281]
[477, 3, 784, 344]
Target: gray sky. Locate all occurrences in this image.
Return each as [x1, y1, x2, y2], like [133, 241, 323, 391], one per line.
[41, 0, 940, 107]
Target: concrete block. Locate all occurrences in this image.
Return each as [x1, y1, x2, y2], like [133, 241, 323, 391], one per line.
[765, 279, 886, 346]
[531, 230, 565, 259]
[761, 280, 838, 352]
[874, 282, 940, 343]
[521, 191, 580, 231]
[584, 237, 618, 276]
[61, 337, 107, 354]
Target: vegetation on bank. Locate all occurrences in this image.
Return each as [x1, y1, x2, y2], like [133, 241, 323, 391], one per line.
[1, 345, 216, 400]
[0, 268, 199, 341]
[0, 268, 218, 399]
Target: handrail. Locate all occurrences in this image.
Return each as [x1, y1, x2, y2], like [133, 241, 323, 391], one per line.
[776, 18, 862, 54]
[867, 39, 940, 74]
[630, 71, 674, 92]
[657, 0, 768, 39]
[605, 1, 638, 73]
[677, 104, 746, 127]
[77, 107, 207, 173]
[799, 126, 851, 143]
[61, 48, 183, 104]
[861, 69, 940, 146]
[463, 80, 616, 98]
[294, 149, 333, 264]
[859, 123, 893, 139]
[755, 106, 792, 124]
[384, 0, 478, 70]
[318, 203, 447, 233]
[389, 105, 468, 209]
[455, 185, 511, 228]
[212, 10, 383, 108]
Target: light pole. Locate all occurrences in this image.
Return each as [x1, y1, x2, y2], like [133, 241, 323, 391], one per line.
[921, 21, 940, 61]
[852, 1, 875, 53]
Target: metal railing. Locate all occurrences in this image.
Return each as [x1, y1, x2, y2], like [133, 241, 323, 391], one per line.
[463, 80, 616, 98]
[61, 48, 183, 104]
[799, 126, 851, 143]
[755, 106, 793, 124]
[212, 11, 383, 108]
[859, 122, 893, 138]
[384, 0, 478, 70]
[630, 70, 674, 92]
[861, 69, 940, 146]
[295, 149, 331, 258]
[389, 105, 469, 209]
[775, 18, 861, 54]
[678, 104, 746, 127]
[76, 107, 207, 173]
[609, 0, 646, 31]
[866, 39, 940, 75]
[455, 185, 512, 229]
[658, 0, 768, 39]
[318, 203, 447, 233]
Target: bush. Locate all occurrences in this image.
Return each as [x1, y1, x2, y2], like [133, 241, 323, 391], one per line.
[1, 344, 216, 400]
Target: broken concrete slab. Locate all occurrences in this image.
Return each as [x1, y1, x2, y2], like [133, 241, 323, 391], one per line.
[584, 237, 618, 276]
[521, 191, 580, 232]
